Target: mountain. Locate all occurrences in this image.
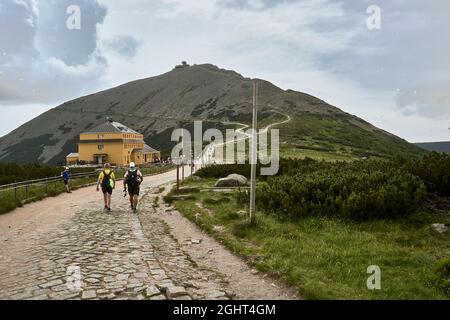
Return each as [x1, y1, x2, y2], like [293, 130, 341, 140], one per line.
[0, 63, 425, 165]
[415, 141, 450, 153]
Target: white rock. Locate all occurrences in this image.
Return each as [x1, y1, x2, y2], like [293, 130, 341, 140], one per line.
[432, 223, 448, 234]
[214, 174, 247, 187]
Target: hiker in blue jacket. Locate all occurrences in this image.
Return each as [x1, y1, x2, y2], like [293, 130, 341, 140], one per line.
[61, 167, 72, 193]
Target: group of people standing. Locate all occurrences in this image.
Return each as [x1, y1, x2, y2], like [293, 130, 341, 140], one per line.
[96, 162, 143, 213]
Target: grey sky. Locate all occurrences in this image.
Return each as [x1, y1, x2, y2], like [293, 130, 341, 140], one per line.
[0, 0, 449, 142]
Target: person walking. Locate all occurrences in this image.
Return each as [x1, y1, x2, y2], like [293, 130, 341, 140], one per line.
[61, 167, 72, 193]
[123, 162, 143, 213]
[96, 163, 116, 211]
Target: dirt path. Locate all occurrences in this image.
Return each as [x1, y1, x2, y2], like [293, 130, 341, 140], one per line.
[204, 110, 291, 164]
[0, 169, 296, 300]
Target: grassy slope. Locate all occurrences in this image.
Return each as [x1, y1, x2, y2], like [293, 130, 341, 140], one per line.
[169, 178, 450, 300]
[277, 113, 427, 160]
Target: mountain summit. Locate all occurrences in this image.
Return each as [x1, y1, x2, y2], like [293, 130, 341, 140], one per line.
[0, 63, 424, 164]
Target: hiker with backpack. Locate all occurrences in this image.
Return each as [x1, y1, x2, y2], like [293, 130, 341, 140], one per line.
[96, 163, 116, 211]
[61, 167, 72, 193]
[123, 162, 143, 213]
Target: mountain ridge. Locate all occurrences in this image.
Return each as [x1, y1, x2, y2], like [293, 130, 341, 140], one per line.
[0, 63, 425, 164]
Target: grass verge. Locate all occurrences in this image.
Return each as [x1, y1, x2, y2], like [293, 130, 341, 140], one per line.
[168, 177, 450, 300]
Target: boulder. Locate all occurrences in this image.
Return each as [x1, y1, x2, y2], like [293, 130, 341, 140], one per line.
[214, 174, 247, 187]
[431, 223, 448, 234]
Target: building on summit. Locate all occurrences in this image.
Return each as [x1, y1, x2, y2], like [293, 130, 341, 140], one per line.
[66, 119, 160, 166]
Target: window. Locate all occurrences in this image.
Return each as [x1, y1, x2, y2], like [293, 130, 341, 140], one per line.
[97, 134, 104, 139]
[98, 144, 104, 150]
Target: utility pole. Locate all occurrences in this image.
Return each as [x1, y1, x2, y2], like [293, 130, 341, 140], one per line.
[176, 164, 180, 192]
[249, 80, 258, 225]
[181, 125, 185, 181]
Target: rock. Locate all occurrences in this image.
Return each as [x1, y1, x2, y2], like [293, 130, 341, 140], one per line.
[431, 223, 448, 234]
[145, 285, 160, 298]
[173, 295, 192, 300]
[191, 239, 202, 244]
[40, 279, 63, 288]
[84, 278, 100, 284]
[127, 279, 144, 289]
[81, 290, 97, 299]
[214, 174, 247, 187]
[237, 210, 246, 217]
[133, 272, 148, 279]
[205, 290, 226, 299]
[150, 294, 166, 300]
[192, 176, 202, 181]
[166, 286, 187, 299]
[213, 225, 224, 232]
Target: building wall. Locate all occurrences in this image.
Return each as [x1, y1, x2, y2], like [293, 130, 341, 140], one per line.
[79, 142, 124, 165]
[78, 132, 146, 166]
[66, 156, 79, 165]
[132, 152, 161, 165]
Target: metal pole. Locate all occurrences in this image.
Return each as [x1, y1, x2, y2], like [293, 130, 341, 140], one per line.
[176, 165, 180, 192]
[182, 161, 185, 181]
[181, 125, 185, 181]
[249, 80, 258, 224]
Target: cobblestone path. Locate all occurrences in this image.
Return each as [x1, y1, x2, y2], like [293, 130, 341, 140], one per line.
[0, 169, 296, 300]
[0, 171, 233, 300]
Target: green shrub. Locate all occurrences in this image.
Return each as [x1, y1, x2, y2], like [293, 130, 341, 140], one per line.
[433, 259, 450, 296]
[0, 163, 95, 186]
[195, 158, 324, 179]
[195, 164, 255, 179]
[401, 152, 450, 196]
[239, 160, 426, 221]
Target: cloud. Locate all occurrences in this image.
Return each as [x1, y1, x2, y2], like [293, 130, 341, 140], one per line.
[397, 81, 450, 118]
[35, 0, 107, 66]
[0, 0, 108, 104]
[102, 35, 143, 58]
[0, 0, 38, 57]
[1, 0, 449, 142]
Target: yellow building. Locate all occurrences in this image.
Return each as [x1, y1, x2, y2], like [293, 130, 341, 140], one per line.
[66, 120, 160, 166]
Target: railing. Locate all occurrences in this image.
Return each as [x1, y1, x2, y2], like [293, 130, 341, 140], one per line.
[0, 172, 99, 204]
[0, 164, 175, 208]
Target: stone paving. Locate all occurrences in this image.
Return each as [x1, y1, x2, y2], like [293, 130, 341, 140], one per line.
[0, 179, 230, 300]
